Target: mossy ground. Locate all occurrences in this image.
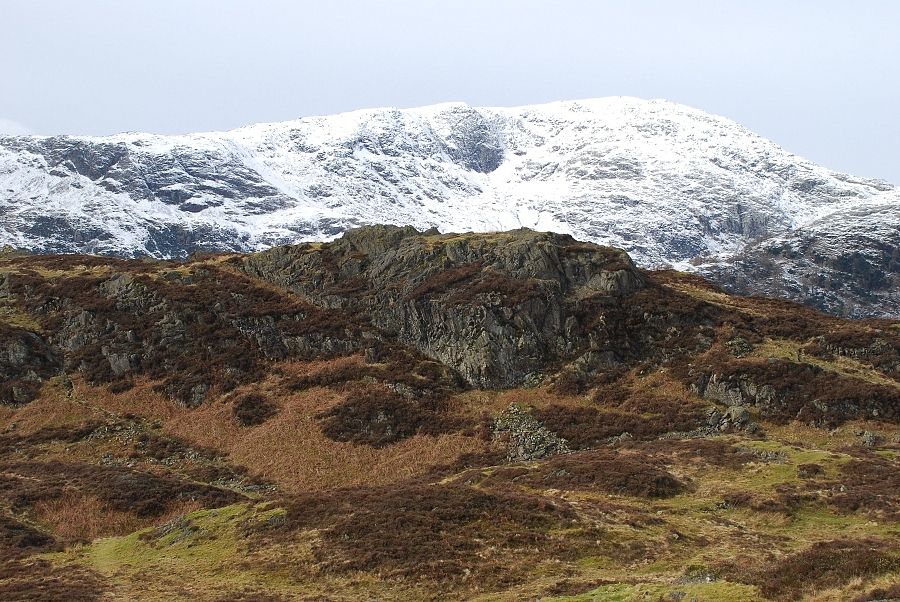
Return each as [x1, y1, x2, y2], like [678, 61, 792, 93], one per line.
[752, 337, 900, 389]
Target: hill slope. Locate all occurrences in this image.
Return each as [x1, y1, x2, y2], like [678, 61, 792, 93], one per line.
[1, 227, 898, 600]
[1, 97, 897, 317]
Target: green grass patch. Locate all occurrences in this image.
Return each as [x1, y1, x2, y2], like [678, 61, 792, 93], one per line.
[547, 580, 761, 601]
[0, 303, 43, 331]
[46, 503, 302, 600]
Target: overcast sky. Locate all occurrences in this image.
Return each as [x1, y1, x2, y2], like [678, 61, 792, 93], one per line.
[2, 0, 898, 182]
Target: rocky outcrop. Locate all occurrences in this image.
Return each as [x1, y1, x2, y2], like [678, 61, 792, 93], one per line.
[705, 405, 757, 434]
[694, 373, 776, 409]
[0, 324, 60, 405]
[493, 404, 570, 462]
[0, 255, 365, 407]
[699, 201, 900, 318]
[243, 225, 645, 388]
[692, 366, 899, 426]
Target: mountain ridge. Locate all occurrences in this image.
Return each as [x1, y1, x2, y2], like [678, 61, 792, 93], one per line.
[1, 97, 897, 317]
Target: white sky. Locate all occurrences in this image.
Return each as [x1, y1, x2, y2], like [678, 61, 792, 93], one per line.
[1, 0, 898, 183]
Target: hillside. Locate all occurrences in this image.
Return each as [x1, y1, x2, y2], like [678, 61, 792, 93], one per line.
[1, 226, 898, 601]
[1, 98, 898, 318]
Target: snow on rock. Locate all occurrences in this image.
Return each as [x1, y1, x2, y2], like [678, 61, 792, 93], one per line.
[0, 97, 897, 317]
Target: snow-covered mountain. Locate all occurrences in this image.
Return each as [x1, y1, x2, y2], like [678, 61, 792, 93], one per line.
[1, 97, 897, 317]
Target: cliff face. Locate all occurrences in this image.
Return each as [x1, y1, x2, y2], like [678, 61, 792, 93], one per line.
[243, 226, 645, 387]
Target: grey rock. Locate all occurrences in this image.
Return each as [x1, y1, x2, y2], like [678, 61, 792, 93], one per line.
[742, 448, 788, 463]
[725, 336, 753, 358]
[706, 409, 724, 428]
[0, 325, 61, 405]
[698, 374, 746, 406]
[609, 431, 634, 444]
[724, 405, 751, 426]
[522, 372, 545, 388]
[493, 404, 570, 462]
[861, 430, 881, 448]
[243, 225, 646, 388]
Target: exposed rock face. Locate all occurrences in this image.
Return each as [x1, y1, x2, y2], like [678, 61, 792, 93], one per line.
[0, 324, 60, 405]
[493, 404, 570, 462]
[0, 254, 365, 407]
[692, 367, 899, 426]
[700, 201, 900, 318]
[695, 373, 776, 408]
[244, 226, 645, 388]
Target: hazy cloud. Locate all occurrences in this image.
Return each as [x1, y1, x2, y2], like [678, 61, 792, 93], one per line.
[0, 118, 32, 136]
[1, 1, 899, 182]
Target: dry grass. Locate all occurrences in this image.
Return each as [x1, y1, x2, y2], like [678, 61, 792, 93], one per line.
[162, 385, 488, 493]
[661, 280, 767, 318]
[766, 420, 900, 451]
[275, 355, 368, 380]
[2, 250, 899, 600]
[0, 302, 43, 331]
[33, 491, 203, 541]
[3, 365, 490, 495]
[68, 377, 183, 421]
[0, 260, 120, 280]
[0, 380, 108, 437]
[7, 407, 896, 601]
[461, 385, 590, 415]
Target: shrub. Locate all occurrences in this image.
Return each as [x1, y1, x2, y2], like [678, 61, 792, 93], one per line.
[5, 263, 364, 407]
[533, 397, 703, 448]
[0, 558, 106, 601]
[449, 272, 540, 307]
[824, 456, 900, 520]
[722, 491, 752, 508]
[317, 384, 463, 447]
[488, 449, 685, 498]
[0, 461, 243, 519]
[685, 357, 900, 426]
[290, 347, 460, 396]
[0, 423, 101, 457]
[625, 439, 755, 469]
[232, 393, 278, 427]
[0, 514, 58, 558]
[273, 481, 582, 584]
[406, 262, 482, 300]
[797, 463, 824, 479]
[542, 579, 615, 598]
[550, 369, 592, 396]
[746, 539, 899, 601]
[851, 584, 900, 602]
[106, 379, 134, 394]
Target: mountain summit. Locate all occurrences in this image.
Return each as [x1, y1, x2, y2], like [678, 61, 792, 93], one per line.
[1, 97, 897, 316]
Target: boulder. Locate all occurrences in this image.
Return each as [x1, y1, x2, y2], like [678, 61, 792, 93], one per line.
[493, 404, 570, 462]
